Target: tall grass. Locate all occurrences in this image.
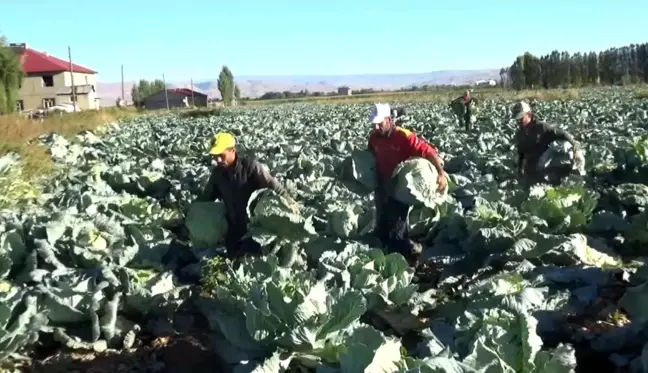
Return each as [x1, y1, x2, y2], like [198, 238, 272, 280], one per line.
[635, 87, 648, 100]
[0, 107, 140, 179]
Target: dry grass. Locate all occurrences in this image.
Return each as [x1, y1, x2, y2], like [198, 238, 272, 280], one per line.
[246, 87, 583, 106]
[0, 107, 140, 179]
[635, 87, 648, 100]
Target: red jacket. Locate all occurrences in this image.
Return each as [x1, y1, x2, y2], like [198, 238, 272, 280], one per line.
[367, 126, 438, 181]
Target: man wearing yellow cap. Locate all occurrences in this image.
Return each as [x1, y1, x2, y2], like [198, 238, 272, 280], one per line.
[197, 132, 285, 258]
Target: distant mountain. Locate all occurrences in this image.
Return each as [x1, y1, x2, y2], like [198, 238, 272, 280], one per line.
[97, 69, 501, 106]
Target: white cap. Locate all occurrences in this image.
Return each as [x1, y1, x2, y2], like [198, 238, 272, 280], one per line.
[512, 101, 532, 120]
[369, 103, 391, 124]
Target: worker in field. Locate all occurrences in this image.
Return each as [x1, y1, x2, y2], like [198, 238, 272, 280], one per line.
[450, 89, 476, 131]
[512, 101, 584, 187]
[367, 103, 447, 265]
[197, 132, 286, 259]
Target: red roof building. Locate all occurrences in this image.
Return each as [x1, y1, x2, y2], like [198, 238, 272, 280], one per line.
[10, 43, 96, 75]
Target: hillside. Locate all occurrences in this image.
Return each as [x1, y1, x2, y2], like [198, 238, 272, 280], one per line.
[97, 69, 501, 106]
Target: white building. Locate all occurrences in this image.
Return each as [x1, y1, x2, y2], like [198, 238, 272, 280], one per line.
[474, 79, 497, 87]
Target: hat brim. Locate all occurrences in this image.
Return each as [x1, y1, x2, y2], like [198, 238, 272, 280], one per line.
[513, 111, 528, 120]
[209, 145, 229, 155]
[369, 115, 385, 124]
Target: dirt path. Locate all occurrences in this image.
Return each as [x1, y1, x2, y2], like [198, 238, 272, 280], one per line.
[24, 333, 229, 373]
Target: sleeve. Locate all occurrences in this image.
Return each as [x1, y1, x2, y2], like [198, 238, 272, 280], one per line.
[401, 130, 438, 159]
[251, 161, 286, 195]
[542, 123, 577, 147]
[197, 169, 220, 202]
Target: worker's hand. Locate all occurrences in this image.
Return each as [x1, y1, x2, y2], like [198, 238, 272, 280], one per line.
[437, 172, 448, 193]
[573, 150, 584, 163]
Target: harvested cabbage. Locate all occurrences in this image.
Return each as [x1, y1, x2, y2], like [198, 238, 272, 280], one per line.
[537, 140, 586, 176]
[247, 188, 316, 239]
[185, 201, 228, 248]
[391, 157, 449, 208]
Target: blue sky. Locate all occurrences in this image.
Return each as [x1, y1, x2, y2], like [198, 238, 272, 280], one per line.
[2, 0, 647, 82]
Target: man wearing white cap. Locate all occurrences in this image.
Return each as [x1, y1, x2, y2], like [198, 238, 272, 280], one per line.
[511, 101, 583, 186]
[367, 103, 446, 264]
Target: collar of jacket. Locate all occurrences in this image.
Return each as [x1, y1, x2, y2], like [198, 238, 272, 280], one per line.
[519, 115, 537, 131]
[222, 153, 243, 175]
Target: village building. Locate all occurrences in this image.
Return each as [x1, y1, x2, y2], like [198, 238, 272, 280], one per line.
[10, 43, 100, 112]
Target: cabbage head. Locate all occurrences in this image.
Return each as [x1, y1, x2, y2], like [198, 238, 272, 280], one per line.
[537, 140, 586, 176]
[185, 201, 228, 248]
[391, 157, 449, 208]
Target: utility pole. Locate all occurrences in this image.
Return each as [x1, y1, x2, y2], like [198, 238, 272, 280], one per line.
[121, 65, 125, 104]
[163, 73, 169, 110]
[190, 78, 195, 106]
[68, 46, 77, 112]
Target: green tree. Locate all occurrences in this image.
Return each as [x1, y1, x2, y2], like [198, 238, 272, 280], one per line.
[504, 42, 648, 90]
[509, 57, 525, 90]
[521, 52, 542, 88]
[218, 66, 234, 106]
[638, 44, 648, 82]
[234, 84, 241, 100]
[586, 52, 599, 85]
[0, 40, 24, 115]
[570, 53, 583, 87]
[131, 79, 166, 105]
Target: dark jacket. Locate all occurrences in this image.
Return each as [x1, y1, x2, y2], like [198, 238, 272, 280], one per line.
[198, 154, 285, 240]
[451, 95, 476, 108]
[515, 115, 577, 175]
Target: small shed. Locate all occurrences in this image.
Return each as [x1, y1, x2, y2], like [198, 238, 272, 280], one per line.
[141, 88, 208, 109]
[337, 86, 352, 96]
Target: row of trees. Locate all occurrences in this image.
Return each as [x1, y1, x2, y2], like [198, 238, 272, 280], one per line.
[0, 35, 23, 115]
[130, 79, 166, 105]
[502, 43, 648, 90]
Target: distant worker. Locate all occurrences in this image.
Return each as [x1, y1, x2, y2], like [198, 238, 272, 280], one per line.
[196, 132, 286, 259]
[450, 90, 476, 131]
[512, 101, 584, 187]
[367, 103, 447, 265]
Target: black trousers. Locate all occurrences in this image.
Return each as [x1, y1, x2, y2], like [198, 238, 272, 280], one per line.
[224, 225, 262, 259]
[523, 165, 572, 188]
[464, 107, 472, 131]
[375, 196, 417, 259]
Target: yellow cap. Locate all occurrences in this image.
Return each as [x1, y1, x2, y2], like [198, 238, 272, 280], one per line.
[208, 132, 236, 155]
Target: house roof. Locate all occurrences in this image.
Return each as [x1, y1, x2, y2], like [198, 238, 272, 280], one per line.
[15, 46, 96, 75]
[168, 88, 207, 97]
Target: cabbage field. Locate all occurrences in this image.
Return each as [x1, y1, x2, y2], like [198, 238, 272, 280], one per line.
[3, 88, 648, 373]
